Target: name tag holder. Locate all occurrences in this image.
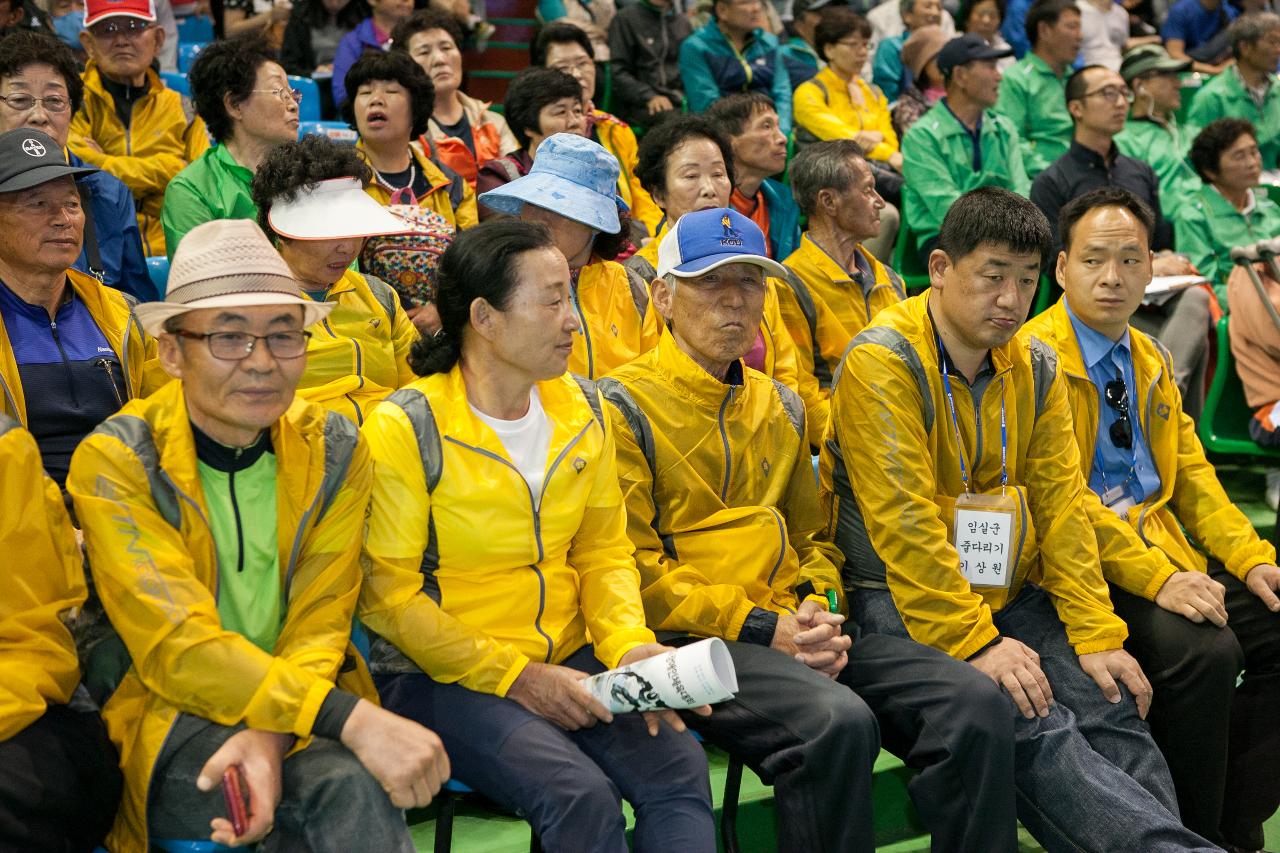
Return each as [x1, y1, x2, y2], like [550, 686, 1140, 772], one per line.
[952, 492, 1016, 589]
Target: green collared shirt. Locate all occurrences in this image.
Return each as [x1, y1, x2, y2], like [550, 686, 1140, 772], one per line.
[1173, 183, 1280, 308]
[160, 143, 259, 260]
[1114, 115, 1203, 203]
[1188, 66, 1280, 169]
[993, 52, 1073, 179]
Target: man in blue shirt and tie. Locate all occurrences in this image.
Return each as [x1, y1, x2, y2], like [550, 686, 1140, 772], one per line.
[1022, 185, 1280, 853]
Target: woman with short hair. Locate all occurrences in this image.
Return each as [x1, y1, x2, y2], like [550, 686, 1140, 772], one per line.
[359, 218, 715, 853]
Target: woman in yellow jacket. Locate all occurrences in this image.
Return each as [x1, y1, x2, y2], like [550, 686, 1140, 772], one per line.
[480, 132, 663, 380]
[0, 415, 122, 852]
[253, 135, 421, 426]
[360, 219, 716, 853]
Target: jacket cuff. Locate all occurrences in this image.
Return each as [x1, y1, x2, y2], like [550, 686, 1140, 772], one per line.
[1226, 540, 1279, 582]
[596, 627, 658, 670]
[311, 688, 360, 741]
[1143, 562, 1181, 601]
[493, 654, 532, 699]
[737, 607, 779, 646]
[292, 677, 334, 739]
[1070, 633, 1129, 656]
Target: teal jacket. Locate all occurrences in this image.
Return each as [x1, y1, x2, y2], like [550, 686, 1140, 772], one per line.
[1114, 115, 1202, 204]
[761, 177, 801, 260]
[993, 53, 1073, 179]
[1173, 183, 1280, 309]
[902, 99, 1031, 246]
[679, 21, 792, 133]
[871, 33, 906, 103]
[1187, 67, 1280, 170]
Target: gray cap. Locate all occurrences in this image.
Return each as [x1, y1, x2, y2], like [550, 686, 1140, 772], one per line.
[0, 128, 95, 193]
[1120, 44, 1191, 83]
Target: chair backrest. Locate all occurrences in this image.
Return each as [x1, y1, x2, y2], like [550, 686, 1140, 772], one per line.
[290, 76, 321, 122]
[178, 42, 205, 73]
[175, 13, 214, 44]
[146, 256, 169, 296]
[298, 121, 358, 144]
[1198, 315, 1280, 459]
[160, 72, 189, 98]
[152, 841, 238, 853]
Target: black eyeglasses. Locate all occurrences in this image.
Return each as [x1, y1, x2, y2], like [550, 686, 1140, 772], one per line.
[89, 19, 153, 37]
[1104, 375, 1132, 450]
[174, 330, 311, 361]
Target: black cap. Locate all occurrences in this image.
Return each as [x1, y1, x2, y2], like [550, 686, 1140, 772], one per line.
[792, 0, 850, 16]
[936, 33, 1015, 76]
[0, 128, 95, 194]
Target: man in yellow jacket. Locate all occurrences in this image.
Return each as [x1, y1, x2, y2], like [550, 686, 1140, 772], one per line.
[824, 186, 1218, 851]
[67, 219, 448, 853]
[602, 207, 1018, 852]
[0, 415, 122, 851]
[70, 0, 208, 257]
[1021, 186, 1280, 853]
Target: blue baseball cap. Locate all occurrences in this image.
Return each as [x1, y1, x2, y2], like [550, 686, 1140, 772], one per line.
[478, 133, 627, 234]
[656, 208, 789, 280]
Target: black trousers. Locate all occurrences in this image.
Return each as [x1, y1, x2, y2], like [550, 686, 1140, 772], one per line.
[1110, 560, 1280, 850]
[663, 631, 1018, 853]
[0, 703, 121, 853]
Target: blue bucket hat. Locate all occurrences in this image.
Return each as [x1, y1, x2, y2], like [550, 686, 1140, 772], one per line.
[656, 208, 789, 280]
[478, 133, 627, 234]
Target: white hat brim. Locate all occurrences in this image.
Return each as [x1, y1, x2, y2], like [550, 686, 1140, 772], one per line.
[268, 178, 416, 241]
[134, 291, 335, 338]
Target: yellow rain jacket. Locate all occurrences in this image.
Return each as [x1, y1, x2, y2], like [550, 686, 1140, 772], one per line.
[66, 381, 377, 853]
[299, 270, 419, 426]
[0, 269, 158, 426]
[1022, 299, 1277, 598]
[778, 234, 907, 437]
[626, 233, 819, 441]
[359, 368, 655, 697]
[592, 109, 664, 236]
[600, 331, 844, 641]
[820, 292, 1127, 661]
[0, 415, 83, 741]
[358, 140, 479, 229]
[69, 63, 210, 257]
[569, 257, 662, 379]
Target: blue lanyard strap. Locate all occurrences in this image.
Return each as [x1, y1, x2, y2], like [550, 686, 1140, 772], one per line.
[938, 335, 1007, 493]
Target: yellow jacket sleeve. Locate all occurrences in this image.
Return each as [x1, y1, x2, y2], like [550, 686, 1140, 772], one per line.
[794, 80, 861, 142]
[568, 401, 656, 668]
[779, 420, 845, 611]
[0, 424, 83, 740]
[358, 401, 531, 697]
[834, 343, 1001, 660]
[390, 301, 421, 390]
[454, 179, 479, 230]
[766, 281, 828, 446]
[67, 435, 340, 738]
[1023, 363, 1128, 654]
[68, 111, 188, 199]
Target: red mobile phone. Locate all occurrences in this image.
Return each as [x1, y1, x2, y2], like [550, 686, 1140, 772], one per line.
[222, 766, 249, 837]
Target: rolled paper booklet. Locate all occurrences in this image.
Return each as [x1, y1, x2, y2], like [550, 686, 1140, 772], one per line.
[584, 637, 739, 713]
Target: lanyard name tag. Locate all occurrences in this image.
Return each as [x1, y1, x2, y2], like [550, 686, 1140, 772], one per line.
[1100, 485, 1137, 518]
[952, 492, 1015, 589]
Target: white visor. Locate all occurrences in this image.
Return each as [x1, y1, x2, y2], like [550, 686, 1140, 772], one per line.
[267, 177, 415, 241]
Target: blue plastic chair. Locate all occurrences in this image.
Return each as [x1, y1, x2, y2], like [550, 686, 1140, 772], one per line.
[160, 71, 189, 98]
[297, 120, 357, 144]
[153, 841, 239, 853]
[178, 42, 205, 73]
[175, 14, 214, 44]
[146, 255, 169, 296]
[289, 76, 321, 122]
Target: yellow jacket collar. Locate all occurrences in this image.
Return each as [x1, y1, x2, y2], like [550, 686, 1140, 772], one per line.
[912, 290, 1014, 380]
[650, 328, 745, 409]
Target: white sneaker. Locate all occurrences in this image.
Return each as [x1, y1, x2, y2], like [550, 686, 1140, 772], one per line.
[1266, 469, 1280, 512]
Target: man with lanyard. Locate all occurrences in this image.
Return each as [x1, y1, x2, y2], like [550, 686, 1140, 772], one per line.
[821, 186, 1220, 851]
[1023, 186, 1280, 853]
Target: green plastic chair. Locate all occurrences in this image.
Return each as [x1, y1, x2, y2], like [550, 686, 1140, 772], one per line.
[1198, 316, 1280, 459]
[892, 220, 932, 293]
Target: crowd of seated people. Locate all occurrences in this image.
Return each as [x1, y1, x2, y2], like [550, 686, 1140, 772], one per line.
[6, 0, 1280, 851]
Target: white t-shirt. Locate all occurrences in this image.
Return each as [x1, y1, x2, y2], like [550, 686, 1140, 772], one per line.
[471, 387, 553, 505]
[1077, 0, 1130, 71]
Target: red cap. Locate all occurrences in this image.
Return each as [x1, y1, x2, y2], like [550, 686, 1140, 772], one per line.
[84, 0, 156, 27]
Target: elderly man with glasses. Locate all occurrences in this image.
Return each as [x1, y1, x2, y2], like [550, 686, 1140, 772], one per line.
[1022, 186, 1280, 853]
[1031, 63, 1212, 420]
[68, 0, 207, 258]
[67, 218, 450, 853]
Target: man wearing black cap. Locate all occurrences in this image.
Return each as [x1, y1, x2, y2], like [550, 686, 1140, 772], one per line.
[780, 0, 848, 87]
[0, 126, 157, 490]
[901, 32, 1025, 260]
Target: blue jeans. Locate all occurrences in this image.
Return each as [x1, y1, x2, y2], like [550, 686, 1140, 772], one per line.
[852, 585, 1222, 853]
[376, 644, 716, 853]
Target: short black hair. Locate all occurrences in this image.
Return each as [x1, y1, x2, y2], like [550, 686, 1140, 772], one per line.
[390, 7, 465, 54]
[1025, 0, 1077, 48]
[408, 219, 558, 376]
[0, 29, 83, 114]
[531, 20, 595, 66]
[1059, 186, 1154, 255]
[341, 51, 434, 139]
[938, 186, 1052, 263]
[1189, 117, 1257, 182]
[1064, 63, 1109, 110]
[503, 66, 582, 149]
[252, 135, 374, 239]
[634, 114, 737, 201]
[814, 7, 872, 63]
[957, 0, 1004, 32]
[706, 92, 777, 139]
[188, 35, 277, 144]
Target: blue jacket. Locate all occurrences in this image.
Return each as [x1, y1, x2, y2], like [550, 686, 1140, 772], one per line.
[761, 177, 800, 260]
[332, 17, 387, 107]
[70, 151, 153, 301]
[679, 21, 792, 134]
[1002, 0, 1032, 58]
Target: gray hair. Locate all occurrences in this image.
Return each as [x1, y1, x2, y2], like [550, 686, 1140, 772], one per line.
[790, 140, 869, 218]
[1231, 12, 1280, 57]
